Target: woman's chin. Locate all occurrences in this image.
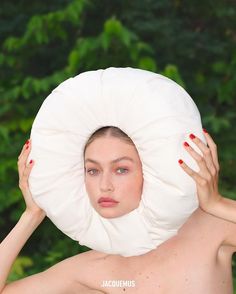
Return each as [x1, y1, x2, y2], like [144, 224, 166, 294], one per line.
[93, 206, 122, 219]
[95, 207, 135, 219]
[98, 210, 123, 219]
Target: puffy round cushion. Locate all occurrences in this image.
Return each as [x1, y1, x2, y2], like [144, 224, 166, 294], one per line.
[29, 67, 205, 257]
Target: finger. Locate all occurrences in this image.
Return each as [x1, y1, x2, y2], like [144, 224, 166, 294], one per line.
[183, 142, 212, 179]
[178, 159, 207, 186]
[19, 160, 34, 190]
[18, 143, 32, 179]
[189, 133, 217, 176]
[18, 139, 30, 157]
[18, 139, 30, 160]
[202, 129, 220, 172]
[18, 140, 31, 165]
[20, 141, 32, 164]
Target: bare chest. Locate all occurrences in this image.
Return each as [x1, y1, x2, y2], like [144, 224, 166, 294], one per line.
[132, 238, 232, 294]
[73, 209, 235, 294]
[94, 236, 233, 294]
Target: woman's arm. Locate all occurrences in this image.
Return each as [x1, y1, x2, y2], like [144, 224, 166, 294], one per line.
[0, 210, 45, 292]
[0, 139, 45, 293]
[178, 129, 236, 223]
[0, 140, 90, 294]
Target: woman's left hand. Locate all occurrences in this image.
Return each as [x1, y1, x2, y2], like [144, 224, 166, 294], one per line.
[178, 129, 222, 211]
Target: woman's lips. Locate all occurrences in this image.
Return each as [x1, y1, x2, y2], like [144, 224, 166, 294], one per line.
[99, 201, 119, 207]
[98, 197, 119, 207]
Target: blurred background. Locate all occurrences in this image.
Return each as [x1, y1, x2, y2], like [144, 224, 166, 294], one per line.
[0, 0, 236, 289]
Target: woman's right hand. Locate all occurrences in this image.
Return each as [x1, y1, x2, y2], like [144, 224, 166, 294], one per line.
[18, 139, 46, 219]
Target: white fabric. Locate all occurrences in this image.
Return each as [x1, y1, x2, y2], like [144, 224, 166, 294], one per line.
[28, 67, 204, 257]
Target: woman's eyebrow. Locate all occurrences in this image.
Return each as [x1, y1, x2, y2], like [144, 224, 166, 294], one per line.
[85, 156, 134, 164]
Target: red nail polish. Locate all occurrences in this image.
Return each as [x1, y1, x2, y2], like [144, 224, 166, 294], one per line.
[26, 145, 29, 149]
[178, 159, 183, 164]
[184, 142, 189, 147]
[189, 133, 196, 140]
[25, 139, 30, 145]
[29, 160, 33, 164]
[203, 128, 208, 133]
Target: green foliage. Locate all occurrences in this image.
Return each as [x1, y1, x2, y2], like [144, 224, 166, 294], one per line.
[2, 0, 86, 51]
[0, 0, 236, 287]
[8, 256, 33, 282]
[67, 17, 157, 72]
[161, 64, 185, 88]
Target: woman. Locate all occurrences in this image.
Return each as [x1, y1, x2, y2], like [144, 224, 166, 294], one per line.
[0, 126, 236, 293]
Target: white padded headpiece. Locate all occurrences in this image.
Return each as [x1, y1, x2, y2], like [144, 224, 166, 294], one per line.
[29, 67, 204, 256]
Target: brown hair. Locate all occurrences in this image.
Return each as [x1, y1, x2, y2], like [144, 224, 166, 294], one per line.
[83, 126, 135, 157]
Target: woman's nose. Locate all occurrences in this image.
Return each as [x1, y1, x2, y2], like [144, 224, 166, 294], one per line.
[100, 173, 114, 192]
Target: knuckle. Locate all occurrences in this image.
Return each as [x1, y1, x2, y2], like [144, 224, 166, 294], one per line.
[197, 156, 204, 163]
[211, 168, 217, 177]
[19, 180, 27, 189]
[212, 143, 217, 150]
[204, 149, 211, 156]
[200, 179, 207, 186]
[189, 170, 194, 176]
[19, 181, 24, 189]
[206, 174, 212, 182]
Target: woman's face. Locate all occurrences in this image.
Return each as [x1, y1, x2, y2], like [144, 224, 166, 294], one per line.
[84, 136, 143, 218]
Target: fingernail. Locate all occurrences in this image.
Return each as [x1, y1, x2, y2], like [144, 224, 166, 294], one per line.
[183, 142, 189, 147]
[25, 139, 30, 145]
[26, 145, 29, 150]
[29, 159, 33, 164]
[189, 133, 196, 140]
[178, 159, 183, 164]
[203, 128, 208, 133]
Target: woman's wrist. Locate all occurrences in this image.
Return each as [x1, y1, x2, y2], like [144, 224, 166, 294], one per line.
[22, 209, 46, 225]
[201, 193, 223, 214]
[202, 194, 236, 223]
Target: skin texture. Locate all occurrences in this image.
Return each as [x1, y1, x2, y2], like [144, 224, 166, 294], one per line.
[84, 136, 143, 218]
[1, 131, 236, 293]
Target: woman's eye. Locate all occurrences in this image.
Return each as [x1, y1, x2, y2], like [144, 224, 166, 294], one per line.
[117, 168, 128, 174]
[87, 169, 98, 175]
[86, 168, 128, 175]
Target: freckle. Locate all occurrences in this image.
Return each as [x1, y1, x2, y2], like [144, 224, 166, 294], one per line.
[146, 276, 149, 279]
[123, 288, 126, 291]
